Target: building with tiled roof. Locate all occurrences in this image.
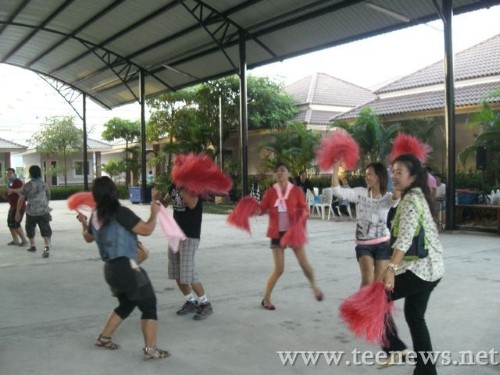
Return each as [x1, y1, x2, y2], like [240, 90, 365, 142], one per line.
[0, 137, 27, 184]
[285, 72, 376, 131]
[17, 138, 112, 186]
[333, 33, 500, 172]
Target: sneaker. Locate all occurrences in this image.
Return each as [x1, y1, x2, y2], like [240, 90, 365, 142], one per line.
[27, 246, 37, 252]
[143, 346, 170, 360]
[176, 300, 198, 315]
[7, 241, 19, 246]
[42, 246, 50, 258]
[193, 302, 213, 320]
[377, 349, 410, 368]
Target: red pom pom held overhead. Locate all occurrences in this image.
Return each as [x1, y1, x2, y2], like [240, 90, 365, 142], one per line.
[339, 281, 394, 344]
[315, 129, 360, 171]
[390, 133, 432, 164]
[172, 153, 233, 196]
[67, 192, 95, 211]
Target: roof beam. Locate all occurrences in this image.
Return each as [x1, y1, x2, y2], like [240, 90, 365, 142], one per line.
[25, 0, 126, 68]
[1, 0, 76, 63]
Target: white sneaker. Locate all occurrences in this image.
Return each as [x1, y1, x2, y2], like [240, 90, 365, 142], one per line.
[377, 349, 410, 369]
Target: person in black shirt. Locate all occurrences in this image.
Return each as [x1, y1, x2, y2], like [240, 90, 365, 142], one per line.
[157, 185, 213, 321]
[76, 176, 169, 360]
[295, 171, 313, 196]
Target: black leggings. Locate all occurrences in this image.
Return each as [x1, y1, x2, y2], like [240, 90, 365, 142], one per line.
[384, 271, 440, 375]
[115, 292, 157, 320]
[104, 258, 158, 320]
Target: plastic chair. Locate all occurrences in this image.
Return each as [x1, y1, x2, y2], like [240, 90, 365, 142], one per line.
[314, 188, 335, 220]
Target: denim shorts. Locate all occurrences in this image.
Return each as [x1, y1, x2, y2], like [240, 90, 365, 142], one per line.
[355, 241, 391, 260]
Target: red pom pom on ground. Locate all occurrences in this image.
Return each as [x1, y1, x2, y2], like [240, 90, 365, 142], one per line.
[315, 129, 360, 171]
[172, 153, 233, 196]
[390, 133, 432, 163]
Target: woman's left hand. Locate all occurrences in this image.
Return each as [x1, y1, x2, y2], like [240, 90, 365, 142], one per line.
[383, 269, 395, 291]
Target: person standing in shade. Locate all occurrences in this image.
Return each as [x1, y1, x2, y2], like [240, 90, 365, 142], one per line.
[380, 154, 444, 373]
[295, 171, 314, 196]
[155, 185, 213, 320]
[6, 168, 28, 246]
[15, 165, 52, 258]
[77, 176, 169, 360]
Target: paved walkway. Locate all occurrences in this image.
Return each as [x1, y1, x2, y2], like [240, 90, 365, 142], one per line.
[0, 200, 499, 375]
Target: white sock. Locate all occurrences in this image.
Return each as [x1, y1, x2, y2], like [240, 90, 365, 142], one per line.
[185, 293, 195, 302]
[198, 295, 208, 304]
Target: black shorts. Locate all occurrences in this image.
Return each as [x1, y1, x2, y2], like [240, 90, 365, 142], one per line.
[8, 210, 24, 228]
[270, 231, 287, 249]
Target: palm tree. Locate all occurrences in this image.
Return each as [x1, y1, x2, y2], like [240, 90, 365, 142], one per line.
[261, 121, 320, 175]
[333, 108, 400, 168]
[459, 100, 500, 189]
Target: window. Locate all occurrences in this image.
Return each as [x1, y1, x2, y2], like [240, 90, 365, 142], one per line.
[74, 161, 89, 176]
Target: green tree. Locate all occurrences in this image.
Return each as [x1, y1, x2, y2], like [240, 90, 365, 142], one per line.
[101, 159, 126, 183]
[101, 117, 141, 187]
[146, 89, 207, 178]
[261, 122, 320, 175]
[30, 115, 83, 186]
[333, 108, 400, 168]
[459, 101, 500, 189]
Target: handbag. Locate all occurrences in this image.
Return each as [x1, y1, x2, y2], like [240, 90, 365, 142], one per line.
[390, 196, 429, 261]
[136, 241, 149, 264]
[391, 226, 428, 261]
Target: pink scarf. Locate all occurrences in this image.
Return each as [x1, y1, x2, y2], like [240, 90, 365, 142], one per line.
[273, 182, 293, 209]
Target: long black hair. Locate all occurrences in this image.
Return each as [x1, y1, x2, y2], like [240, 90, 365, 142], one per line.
[392, 154, 437, 221]
[366, 162, 388, 195]
[92, 176, 121, 226]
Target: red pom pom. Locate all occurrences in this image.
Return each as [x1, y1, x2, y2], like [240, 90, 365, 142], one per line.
[172, 153, 233, 196]
[339, 281, 394, 344]
[227, 196, 260, 233]
[390, 133, 432, 163]
[67, 192, 95, 211]
[315, 129, 360, 171]
[280, 209, 308, 248]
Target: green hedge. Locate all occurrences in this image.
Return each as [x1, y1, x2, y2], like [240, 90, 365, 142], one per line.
[49, 184, 130, 200]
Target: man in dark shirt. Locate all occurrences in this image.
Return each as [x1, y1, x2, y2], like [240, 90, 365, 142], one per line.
[295, 171, 313, 196]
[158, 185, 213, 320]
[6, 168, 28, 246]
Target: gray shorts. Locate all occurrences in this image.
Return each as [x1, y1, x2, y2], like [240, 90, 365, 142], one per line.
[168, 238, 200, 284]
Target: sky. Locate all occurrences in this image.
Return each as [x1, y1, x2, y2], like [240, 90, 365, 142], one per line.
[1, 4, 500, 145]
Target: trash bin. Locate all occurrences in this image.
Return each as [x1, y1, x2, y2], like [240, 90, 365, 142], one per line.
[129, 187, 152, 204]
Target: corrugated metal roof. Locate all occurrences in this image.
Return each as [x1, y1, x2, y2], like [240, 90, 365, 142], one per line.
[1, 0, 495, 109]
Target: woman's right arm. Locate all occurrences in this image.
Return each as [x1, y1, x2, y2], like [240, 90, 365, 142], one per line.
[131, 201, 161, 236]
[76, 213, 94, 243]
[331, 162, 341, 187]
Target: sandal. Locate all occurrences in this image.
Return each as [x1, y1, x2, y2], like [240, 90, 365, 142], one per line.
[261, 299, 276, 310]
[95, 334, 120, 350]
[143, 346, 170, 360]
[7, 241, 19, 246]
